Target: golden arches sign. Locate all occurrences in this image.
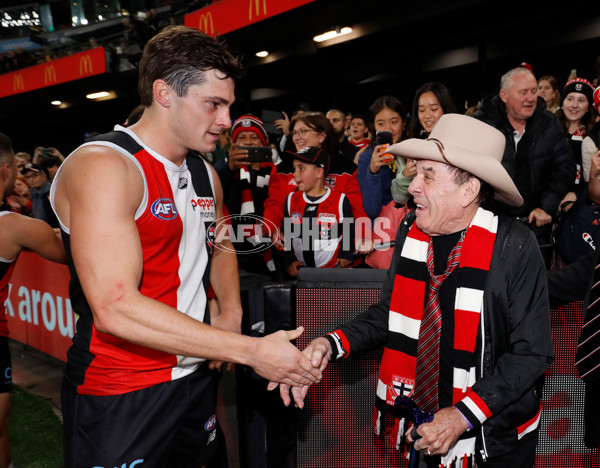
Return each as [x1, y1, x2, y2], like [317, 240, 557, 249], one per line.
[79, 55, 93, 75]
[43, 65, 57, 85]
[12, 74, 24, 92]
[198, 12, 214, 36]
[248, 0, 267, 20]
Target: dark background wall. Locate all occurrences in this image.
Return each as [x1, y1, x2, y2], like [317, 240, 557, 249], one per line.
[1, 0, 599, 156]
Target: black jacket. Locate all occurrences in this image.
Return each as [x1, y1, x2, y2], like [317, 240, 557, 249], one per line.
[332, 211, 554, 459]
[473, 96, 575, 218]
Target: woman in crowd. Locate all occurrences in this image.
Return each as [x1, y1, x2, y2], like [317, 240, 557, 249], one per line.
[391, 82, 457, 205]
[537, 75, 561, 113]
[556, 78, 597, 208]
[355, 96, 407, 218]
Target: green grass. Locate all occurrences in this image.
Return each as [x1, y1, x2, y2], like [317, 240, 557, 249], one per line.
[9, 385, 63, 467]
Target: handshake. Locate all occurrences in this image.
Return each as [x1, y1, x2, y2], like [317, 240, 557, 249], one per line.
[266, 336, 333, 408]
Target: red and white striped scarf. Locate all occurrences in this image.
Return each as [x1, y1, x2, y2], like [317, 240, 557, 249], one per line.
[374, 207, 497, 467]
[239, 164, 275, 272]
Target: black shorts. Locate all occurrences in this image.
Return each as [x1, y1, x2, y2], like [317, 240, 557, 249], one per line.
[0, 336, 12, 393]
[62, 364, 220, 468]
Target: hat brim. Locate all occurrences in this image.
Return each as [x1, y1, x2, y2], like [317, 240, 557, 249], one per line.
[388, 139, 523, 207]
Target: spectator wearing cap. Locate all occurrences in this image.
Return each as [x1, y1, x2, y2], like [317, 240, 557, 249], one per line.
[264, 111, 371, 260]
[473, 66, 575, 266]
[214, 114, 278, 277]
[21, 163, 59, 228]
[585, 86, 600, 201]
[281, 146, 355, 277]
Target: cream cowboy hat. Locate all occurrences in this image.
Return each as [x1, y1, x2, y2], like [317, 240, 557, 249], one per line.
[387, 113, 523, 207]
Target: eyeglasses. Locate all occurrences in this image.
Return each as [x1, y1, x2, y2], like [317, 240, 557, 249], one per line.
[291, 128, 318, 137]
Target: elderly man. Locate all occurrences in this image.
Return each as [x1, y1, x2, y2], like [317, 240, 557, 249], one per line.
[274, 114, 553, 467]
[473, 67, 574, 264]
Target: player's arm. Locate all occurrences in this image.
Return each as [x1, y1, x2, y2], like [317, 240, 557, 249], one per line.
[0, 214, 66, 263]
[56, 146, 321, 386]
[16, 216, 66, 264]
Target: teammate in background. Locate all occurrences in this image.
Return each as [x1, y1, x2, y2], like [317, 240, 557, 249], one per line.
[0, 132, 66, 468]
[50, 26, 321, 468]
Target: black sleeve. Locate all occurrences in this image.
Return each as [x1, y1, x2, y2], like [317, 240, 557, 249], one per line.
[548, 250, 594, 307]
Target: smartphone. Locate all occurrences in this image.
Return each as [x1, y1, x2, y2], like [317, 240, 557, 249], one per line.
[261, 109, 284, 135]
[375, 131, 393, 146]
[238, 146, 273, 163]
[375, 131, 394, 163]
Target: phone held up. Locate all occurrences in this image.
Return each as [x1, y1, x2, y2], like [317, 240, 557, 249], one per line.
[238, 146, 273, 163]
[375, 131, 394, 163]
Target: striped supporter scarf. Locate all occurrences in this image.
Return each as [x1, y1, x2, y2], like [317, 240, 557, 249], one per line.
[375, 207, 497, 467]
[239, 164, 275, 272]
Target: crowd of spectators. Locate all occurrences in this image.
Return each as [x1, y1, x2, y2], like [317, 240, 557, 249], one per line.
[4, 64, 600, 282]
[203, 66, 599, 281]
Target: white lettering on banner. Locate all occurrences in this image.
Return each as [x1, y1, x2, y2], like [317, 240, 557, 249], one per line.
[537, 374, 588, 454]
[5, 284, 13, 317]
[9, 284, 75, 338]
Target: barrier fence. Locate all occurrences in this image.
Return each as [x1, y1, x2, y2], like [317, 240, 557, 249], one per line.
[8, 255, 600, 467]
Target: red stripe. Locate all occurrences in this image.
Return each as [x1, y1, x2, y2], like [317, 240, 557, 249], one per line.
[379, 348, 416, 383]
[454, 308, 480, 352]
[390, 274, 426, 320]
[468, 391, 493, 418]
[517, 405, 541, 435]
[461, 225, 495, 270]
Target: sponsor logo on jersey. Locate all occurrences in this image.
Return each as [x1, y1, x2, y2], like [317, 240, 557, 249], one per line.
[151, 198, 178, 220]
[318, 213, 337, 224]
[191, 197, 216, 220]
[305, 205, 316, 212]
[204, 414, 217, 431]
[178, 177, 188, 189]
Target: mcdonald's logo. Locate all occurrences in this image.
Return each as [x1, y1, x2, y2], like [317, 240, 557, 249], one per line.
[198, 12, 214, 36]
[79, 54, 93, 75]
[248, 0, 267, 20]
[43, 65, 57, 85]
[12, 74, 24, 92]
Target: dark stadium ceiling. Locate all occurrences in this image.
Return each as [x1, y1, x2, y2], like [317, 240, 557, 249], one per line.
[1, 0, 600, 154]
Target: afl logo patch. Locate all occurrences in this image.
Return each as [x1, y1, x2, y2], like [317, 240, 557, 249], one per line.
[204, 414, 217, 431]
[151, 198, 178, 220]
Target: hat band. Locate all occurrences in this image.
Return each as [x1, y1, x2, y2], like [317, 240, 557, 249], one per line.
[428, 138, 451, 165]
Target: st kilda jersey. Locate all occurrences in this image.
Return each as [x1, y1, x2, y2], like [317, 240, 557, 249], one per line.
[49, 125, 216, 396]
[283, 187, 354, 268]
[0, 212, 17, 338]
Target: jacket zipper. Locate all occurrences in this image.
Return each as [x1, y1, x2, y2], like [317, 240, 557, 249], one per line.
[479, 304, 489, 462]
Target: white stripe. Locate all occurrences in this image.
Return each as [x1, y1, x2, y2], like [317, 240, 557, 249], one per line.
[453, 367, 476, 393]
[256, 174, 269, 188]
[401, 236, 428, 262]
[463, 395, 488, 424]
[376, 378, 387, 401]
[240, 200, 254, 215]
[239, 168, 251, 182]
[330, 332, 346, 359]
[471, 207, 498, 233]
[455, 287, 484, 313]
[389, 312, 420, 339]
[517, 411, 541, 440]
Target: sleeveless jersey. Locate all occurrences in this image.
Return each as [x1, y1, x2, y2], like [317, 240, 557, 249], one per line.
[284, 188, 349, 268]
[0, 212, 18, 337]
[50, 126, 217, 396]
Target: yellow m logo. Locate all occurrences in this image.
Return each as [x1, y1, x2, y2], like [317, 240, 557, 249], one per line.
[43, 65, 57, 84]
[79, 55, 93, 75]
[248, 0, 267, 20]
[12, 74, 24, 92]
[199, 12, 214, 36]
